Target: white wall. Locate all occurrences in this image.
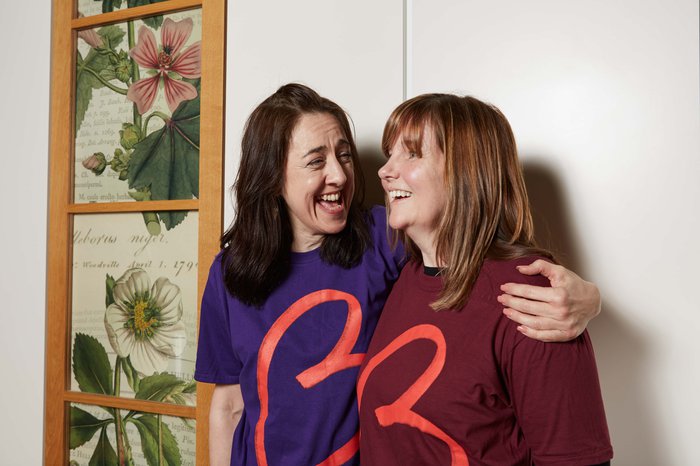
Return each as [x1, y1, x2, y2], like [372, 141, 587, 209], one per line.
[0, 2, 51, 463]
[411, 0, 700, 464]
[224, 0, 405, 225]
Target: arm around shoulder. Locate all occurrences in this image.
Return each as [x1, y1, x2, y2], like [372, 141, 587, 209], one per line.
[209, 384, 244, 466]
[499, 259, 601, 342]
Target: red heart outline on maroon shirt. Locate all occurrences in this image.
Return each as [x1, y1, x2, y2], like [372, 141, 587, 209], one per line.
[357, 324, 469, 466]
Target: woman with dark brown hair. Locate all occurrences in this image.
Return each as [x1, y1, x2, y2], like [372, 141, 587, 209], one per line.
[358, 93, 613, 465]
[195, 84, 604, 465]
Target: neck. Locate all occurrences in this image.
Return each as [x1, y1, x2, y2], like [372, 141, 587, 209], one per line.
[291, 234, 323, 253]
[408, 228, 442, 267]
[421, 250, 441, 267]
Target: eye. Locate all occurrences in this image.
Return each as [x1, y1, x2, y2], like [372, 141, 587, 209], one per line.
[407, 152, 419, 159]
[338, 152, 353, 164]
[306, 157, 325, 168]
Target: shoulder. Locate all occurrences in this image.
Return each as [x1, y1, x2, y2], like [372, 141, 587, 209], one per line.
[480, 255, 550, 291]
[365, 205, 405, 270]
[208, 250, 226, 276]
[202, 251, 229, 297]
[366, 205, 387, 229]
[364, 205, 390, 247]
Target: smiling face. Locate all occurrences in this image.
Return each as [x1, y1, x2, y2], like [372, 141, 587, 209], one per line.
[378, 125, 447, 265]
[282, 112, 355, 252]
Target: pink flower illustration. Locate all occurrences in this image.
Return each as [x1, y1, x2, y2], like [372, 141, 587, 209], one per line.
[78, 28, 104, 48]
[127, 18, 201, 114]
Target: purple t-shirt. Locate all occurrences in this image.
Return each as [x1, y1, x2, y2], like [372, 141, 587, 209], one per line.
[195, 206, 403, 466]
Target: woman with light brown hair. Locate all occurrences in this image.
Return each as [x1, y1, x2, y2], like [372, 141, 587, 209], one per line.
[358, 93, 613, 465]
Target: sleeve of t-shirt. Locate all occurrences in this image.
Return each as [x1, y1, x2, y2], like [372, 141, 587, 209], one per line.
[194, 253, 243, 384]
[502, 305, 613, 465]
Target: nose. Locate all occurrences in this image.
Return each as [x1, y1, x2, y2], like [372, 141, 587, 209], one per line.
[325, 156, 348, 186]
[378, 156, 396, 181]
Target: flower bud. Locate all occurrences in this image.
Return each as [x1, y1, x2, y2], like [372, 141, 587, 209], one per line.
[77, 29, 103, 49]
[115, 62, 132, 83]
[82, 152, 107, 175]
[119, 123, 142, 150]
[110, 148, 132, 176]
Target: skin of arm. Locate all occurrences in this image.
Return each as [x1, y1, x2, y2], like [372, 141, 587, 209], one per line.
[209, 384, 244, 466]
[498, 259, 602, 342]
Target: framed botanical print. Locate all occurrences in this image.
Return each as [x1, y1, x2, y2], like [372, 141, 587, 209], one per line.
[45, 0, 225, 464]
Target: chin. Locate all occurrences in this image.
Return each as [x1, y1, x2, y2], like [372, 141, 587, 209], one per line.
[387, 215, 406, 232]
[322, 219, 349, 235]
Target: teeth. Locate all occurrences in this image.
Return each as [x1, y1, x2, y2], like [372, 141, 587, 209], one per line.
[389, 190, 412, 200]
[320, 193, 340, 202]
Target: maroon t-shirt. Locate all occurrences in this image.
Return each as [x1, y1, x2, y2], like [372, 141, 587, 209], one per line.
[358, 257, 612, 466]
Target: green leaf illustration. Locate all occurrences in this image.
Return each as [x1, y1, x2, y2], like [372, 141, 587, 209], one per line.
[142, 15, 164, 29]
[136, 0, 170, 28]
[98, 25, 126, 50]
[97, 0, 169, 28]
[130, 415, 182, 466]
[100, 0, 123, 14]
[73, 333, 114, 395]
[70, 406, 112, 449]
[164, 379, 196, 406]
[122, 356, 141, 393]
[128, 80, 200, 230]
[182, 380, 196, 394]
[75, 53, 92, 135]
[89, 427, 118, 466]
[99, 67, 117, 82]
[135, 373, 184, 402]
[105, 274, 116, 307]
[75, 26, 127, 133]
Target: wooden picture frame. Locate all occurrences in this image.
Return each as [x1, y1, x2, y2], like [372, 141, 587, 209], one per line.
[45, 0, 225, 464]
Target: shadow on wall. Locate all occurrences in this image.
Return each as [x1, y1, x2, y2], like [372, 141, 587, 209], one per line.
[523, 159, 660, 465]
[358, 145, 386, 207]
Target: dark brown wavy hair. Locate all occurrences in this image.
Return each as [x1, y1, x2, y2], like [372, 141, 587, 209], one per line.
[221, 83, 371, 307]
[382, 93, 553, 311]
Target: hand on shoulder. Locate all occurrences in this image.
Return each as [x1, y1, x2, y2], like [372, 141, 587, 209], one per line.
[497, 259, 601, 343]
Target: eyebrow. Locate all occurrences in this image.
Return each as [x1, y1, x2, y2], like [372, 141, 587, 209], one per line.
[303, 145, 327, 158]
[302, 139, 351, 158]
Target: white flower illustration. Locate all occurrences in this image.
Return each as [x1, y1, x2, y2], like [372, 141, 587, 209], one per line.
[105, 268, 186, 375]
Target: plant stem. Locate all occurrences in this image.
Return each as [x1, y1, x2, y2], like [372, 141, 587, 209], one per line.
[158, 414, 164, 466]
[82, 66, 128, 95]
[114, 357, 126, 465]
[105, 48, 121, 61]
[128, 21, 142, 129]
[143, 111, 171, 134]
[122, 421, 135, 466]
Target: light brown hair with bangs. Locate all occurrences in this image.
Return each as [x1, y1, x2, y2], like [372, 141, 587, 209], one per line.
[382, 93, 553, 311]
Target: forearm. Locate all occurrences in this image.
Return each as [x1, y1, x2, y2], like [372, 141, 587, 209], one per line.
[209, 384, 244, 466]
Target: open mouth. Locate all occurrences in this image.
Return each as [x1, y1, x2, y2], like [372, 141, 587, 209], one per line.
[388, 190, 412, 202]
[316, 192, 345, 213]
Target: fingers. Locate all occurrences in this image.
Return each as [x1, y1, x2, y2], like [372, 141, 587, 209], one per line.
[502, 308, 581, 342]
[513, 326, 577, 343]
[502, 307, 561, 329]
[499, 282, 560, 303]
[497, 293, 561, 319]
[515, 259, 554, 276]
[516, 259, 569, 284]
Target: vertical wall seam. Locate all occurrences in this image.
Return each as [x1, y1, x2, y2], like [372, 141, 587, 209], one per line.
[403, 0, 412, 100]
